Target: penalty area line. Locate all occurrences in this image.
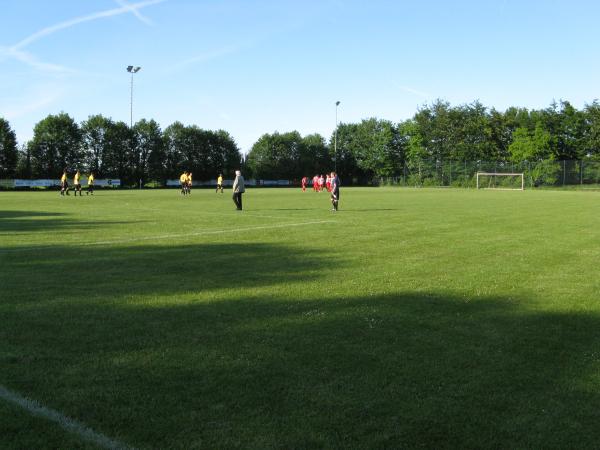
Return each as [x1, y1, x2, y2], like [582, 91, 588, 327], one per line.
[86, 220, 337, 246]
[0, 384, 133, 450]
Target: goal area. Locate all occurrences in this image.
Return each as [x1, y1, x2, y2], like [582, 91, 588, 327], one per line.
[476, 172, 524, 190]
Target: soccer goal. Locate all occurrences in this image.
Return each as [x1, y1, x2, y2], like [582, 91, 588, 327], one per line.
[476, 172, 525, 190]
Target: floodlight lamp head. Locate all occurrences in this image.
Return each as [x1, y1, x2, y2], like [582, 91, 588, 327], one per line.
[127, 65, 133, 72]
[336, 101, 340, 106]
[134, 66, 141, 73]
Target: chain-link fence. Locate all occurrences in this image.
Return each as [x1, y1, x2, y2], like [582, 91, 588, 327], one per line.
[378, 160, 600, 188]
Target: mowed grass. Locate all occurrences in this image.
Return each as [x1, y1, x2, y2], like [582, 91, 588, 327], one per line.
[2, 187, 600, 449]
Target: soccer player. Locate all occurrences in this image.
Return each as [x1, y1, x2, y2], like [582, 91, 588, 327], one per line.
[301, 176, 307, 192]
[319, 174, 325, 192]
[313, 175, 319, 192]
[60, 170, 69, 196]
[187, 172, 193, 195]
[330, 171, 340, 211]
[86, 172, 95, 195]
[73, 170, 82, 196]
[216, 173, 223, 193]
[325, 174, 331, 192]
[180, 171, 188, 195]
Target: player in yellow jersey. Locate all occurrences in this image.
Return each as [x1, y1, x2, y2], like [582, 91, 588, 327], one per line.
[187, 172, 192, 195]
[180, 171, 188, 195]
[73, 170, 82, 196]
[86, 172, 95, 195]
[216, 174, 223, 193]
[60, 170, 69, 196]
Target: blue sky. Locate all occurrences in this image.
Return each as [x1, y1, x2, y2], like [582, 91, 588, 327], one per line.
[2, 0, 600, 153]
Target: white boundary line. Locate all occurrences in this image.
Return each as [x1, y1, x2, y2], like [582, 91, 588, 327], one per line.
[0, 384, 132, 449]
[1, 220, 336, 252]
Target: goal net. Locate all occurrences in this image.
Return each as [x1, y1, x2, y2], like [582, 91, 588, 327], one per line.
[476, 172, 524, 190]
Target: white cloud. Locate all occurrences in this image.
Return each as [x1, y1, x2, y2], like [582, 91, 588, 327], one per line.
[0, 86, 65, 120]
[0, 47, 72, 74]
[397, 85, 431, 100]
[114, 0, 155, 26]
[166, 44, 247, 73]
[1, 1, 167, 75]
[11, 0, 167, 51]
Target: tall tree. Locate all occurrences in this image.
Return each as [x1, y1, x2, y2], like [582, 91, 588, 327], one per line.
[133, 119, 164, 184]
[29, 113, 82, 178]
[346, 118, 403, 177]
[508, 124, 552, 162]
[15, 144, 32, 179]
[0, 118, 18, 178]
[246, 131, 303, 180]
[300, 133, 330, 176]
[102, 121, 136, 183]
[81, 114, 113, 177]
[330, 123, 365, 182]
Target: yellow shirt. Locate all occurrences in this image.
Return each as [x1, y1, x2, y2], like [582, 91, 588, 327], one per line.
[61, 173, 67, 183]
[180, 173, 187, 183]
[217, 176, 223, 185]
[88, 174, 94, 185]
[74, 173, 80, 184]
[188, 174, 192, 183]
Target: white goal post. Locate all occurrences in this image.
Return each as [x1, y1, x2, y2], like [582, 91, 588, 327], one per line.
[476, 172, 525, 190]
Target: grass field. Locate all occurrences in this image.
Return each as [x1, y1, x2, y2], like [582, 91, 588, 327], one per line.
[2, 187, 600, 449]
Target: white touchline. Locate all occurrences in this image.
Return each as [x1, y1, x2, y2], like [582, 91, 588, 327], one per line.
[1, 220, 337, 252]
[0, 384, 133, 450]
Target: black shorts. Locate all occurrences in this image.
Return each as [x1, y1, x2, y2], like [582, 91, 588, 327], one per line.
[75, 183, 81, 189]
[331, 189, 339, 200]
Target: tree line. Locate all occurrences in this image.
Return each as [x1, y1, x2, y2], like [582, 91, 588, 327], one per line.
[2, 99, 600, 185]
[0, 113, 242, 185]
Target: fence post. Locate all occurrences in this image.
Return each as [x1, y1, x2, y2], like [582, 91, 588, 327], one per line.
[581, 160, 583, 186]
[562, 160, 566, 186]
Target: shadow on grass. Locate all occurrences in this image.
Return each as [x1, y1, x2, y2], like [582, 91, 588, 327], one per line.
[1, 242, 333, 303]
[0, 210, 131, 234]
[3, 261, 600, 450]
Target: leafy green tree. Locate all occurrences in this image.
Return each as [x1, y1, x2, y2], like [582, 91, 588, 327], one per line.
[508, 124, 552, 162]
[450, 101, 493, 161]
[163, 122, 186, 178]
[299, 133, 330, 176]
[29, 113, 82, 178]
[246, 131, 303, 180]
[15, 144, 32, 179]
[330, 123, 365, 182]
[553, 100, 586, 159]
[208, 129, 242, 179]
[488, 108, 512, 161]
[81, 114, 114, 177]
[133, 119, 164, 184]
[344, 118, 403, 177]
[583, 101, 600, 159]
[0, 118, 18, 178]
[102, 121, 136, 183]
[163, 123, 241, 180]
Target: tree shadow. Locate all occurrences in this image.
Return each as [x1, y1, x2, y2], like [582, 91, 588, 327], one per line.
[0, 210, 131, 234]
[1, 242, 337, 305]
[3, 280, 600, 448]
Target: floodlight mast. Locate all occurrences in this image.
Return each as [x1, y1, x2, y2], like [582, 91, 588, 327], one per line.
[126, 66, 141, 128]
[334, 101, 340, 172]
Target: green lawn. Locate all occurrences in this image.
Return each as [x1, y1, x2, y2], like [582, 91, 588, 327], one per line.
[2, 187, 600, 449]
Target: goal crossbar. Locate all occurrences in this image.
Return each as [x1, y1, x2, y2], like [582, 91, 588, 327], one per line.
[476, 172, 524, 190]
